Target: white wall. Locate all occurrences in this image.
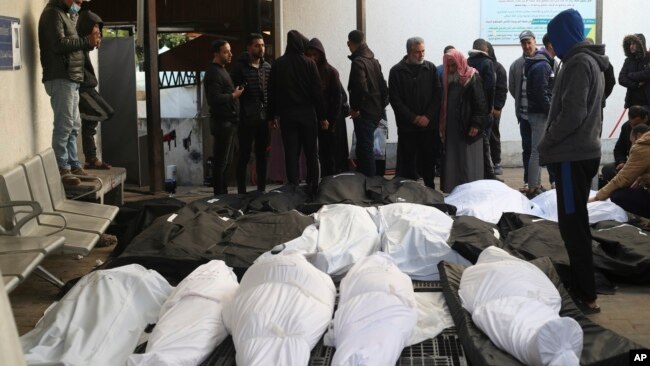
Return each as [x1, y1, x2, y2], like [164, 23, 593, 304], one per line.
[0, 1, 52, 173]
[280, 0, 649, 165]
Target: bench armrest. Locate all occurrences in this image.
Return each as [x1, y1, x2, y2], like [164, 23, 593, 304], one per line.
[68, 175, 104, 201]
[0, 201, 42, 236]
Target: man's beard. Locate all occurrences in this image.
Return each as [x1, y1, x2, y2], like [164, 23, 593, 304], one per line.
[447, 72, 460, 84]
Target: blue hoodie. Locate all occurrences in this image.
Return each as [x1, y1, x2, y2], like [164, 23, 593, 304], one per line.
[547, 9, 585, 60]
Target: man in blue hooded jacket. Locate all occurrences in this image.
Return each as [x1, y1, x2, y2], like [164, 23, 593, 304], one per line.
[538, 9, 609, 314]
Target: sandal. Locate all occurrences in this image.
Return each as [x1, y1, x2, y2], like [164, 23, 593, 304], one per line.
[518, 183, 529, 193]
[567, 288, 601, 315]
[84, 159, 112, 170]
[525, 186, 547, 199]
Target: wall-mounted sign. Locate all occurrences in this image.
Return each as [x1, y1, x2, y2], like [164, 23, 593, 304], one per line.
[481, 0, 597, 45]
[0, 15, 21, 70]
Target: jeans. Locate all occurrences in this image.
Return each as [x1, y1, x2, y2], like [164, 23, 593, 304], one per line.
[352, 117, 377, 177]
[527, 113, 548, 187]
[45, 79, 82, 170]
[549, 158, 600, 303]
[518, 118, 532, 184]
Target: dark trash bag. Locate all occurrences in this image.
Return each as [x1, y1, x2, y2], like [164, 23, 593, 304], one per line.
[591, 220, 650, 284]
[300, 172, 371, 214]
[186, 193, 256, 218]
[439, 258, 641, 366]
[366, 176, 456, 214]
[449, 216, 503, 263]
[79, 88, 115, 122]
[246, 184, 310, 213]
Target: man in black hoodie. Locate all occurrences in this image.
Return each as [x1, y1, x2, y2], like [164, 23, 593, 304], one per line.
[486, 42, 507, 175]
[305, 38, 343, 178]
[268, 30, 326, 193]
[231, 34, 272, 194]
[388, 36, 440, 188]
[619, 33, 650, 109]
[540, 9, 610, 314]
[347, 30, 389, 177]
[75, 5, 114, 170]
[204, 40, 243, 195]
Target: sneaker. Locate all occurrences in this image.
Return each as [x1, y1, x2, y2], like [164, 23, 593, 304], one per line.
[494, 164, 503, 175]
[70, 167, 89, 176]
[59, 169, 81, 186]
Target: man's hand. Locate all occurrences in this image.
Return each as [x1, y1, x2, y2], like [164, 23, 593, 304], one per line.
[492, 109, 501, 119]
[417, 115, 430, 127]
[320, 120, 329, 130]
[587, 196, 598, 203]
[350, 110, 360, 119]
[631, 178, 641, 189]
[468, 127, 479, 137]
[232, 86, 244, 98]
[615, 163, 625, 171]
[269, 118, 278, 129]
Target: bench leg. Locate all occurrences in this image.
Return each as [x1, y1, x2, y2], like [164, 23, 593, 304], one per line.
[34, 266, 65, 288]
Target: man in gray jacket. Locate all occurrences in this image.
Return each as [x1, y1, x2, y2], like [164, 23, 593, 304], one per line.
[509, 30, 537, 191]
[539, 9, 609, 314]
[39, 0, 100, 186]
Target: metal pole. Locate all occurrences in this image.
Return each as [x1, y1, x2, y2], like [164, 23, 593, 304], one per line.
[356, 0, 366, 33]
[144, 0, 164, 192]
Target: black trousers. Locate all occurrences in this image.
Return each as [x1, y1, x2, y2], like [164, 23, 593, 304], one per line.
[549, 158, 600, 303]
[237, 118, 270, 194]
[280, 109, 319, 192]
[81, 119, 99, 162]
[318, 127, 336, 178]
[352, 117, 377, 177]
[600, 162, 618, 183]
[489, 114, 502, 164]
[396, 129, 437, 188]
[334, 115, 349, 174]
[611, 187, 650, 218]
[212, 120, 237, 195]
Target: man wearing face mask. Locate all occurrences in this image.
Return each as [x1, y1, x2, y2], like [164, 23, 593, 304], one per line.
[388, 37, 441, 188]
[39, 0, 101, 186]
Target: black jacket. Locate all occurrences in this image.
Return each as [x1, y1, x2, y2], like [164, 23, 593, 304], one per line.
[268, 30, 326, 121]
[613, 121, 634, 165]
[524, 50, 554, 114]
[494, 60, 508, 111]
[388, 57, 441, 132]
[467, 51, 495, 111]
[348, 43, 389, 121]
[76, 9, 102, 90]
[204, 62, 239, 123]
[38, 0, 92, 83]
[230, 52, 271, 124]
[602, 62, 616, 109]
[454, 75, 489, 143]
[306, 38, 343, 125]
[619, 34, 650, 108]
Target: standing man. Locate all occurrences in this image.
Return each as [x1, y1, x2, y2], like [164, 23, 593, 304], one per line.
[38, 0, 101, 186]
[389, 37, 440, 188]
[486, 42, 507, 175]
[509, 30, 538, 192]
[523, 38, 555, 197]
[268, 30, 326, 194]
[347, 30, 389, 177]
[468, 38, 497, 179]
[204, 40, 242, 195]
[230, 33, 271, 194]
[539, 9, 609, 314]
[619, 34, 650, 110]
[305, 38, 343, 178]
[75, 4, 115, 170]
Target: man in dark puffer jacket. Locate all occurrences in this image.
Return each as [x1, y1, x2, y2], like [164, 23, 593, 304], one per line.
[619, 33, 650, 109]
[39, 0, 100, 186]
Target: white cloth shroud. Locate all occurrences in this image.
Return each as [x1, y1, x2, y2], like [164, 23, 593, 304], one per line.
[378, 203, 471, 280]
[324, 253, 418, 366]
[445, 180, 542, 224]
[531, 189, 628, 224]
[20, 264, 173, 366]
[459, 247, 582, 366]
[223, 253, 336, 366]
[127, 260, 239, 366]
[261, 204, 381, 277]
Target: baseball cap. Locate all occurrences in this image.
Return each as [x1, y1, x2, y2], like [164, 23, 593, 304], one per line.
[519, 30, 535, 41]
